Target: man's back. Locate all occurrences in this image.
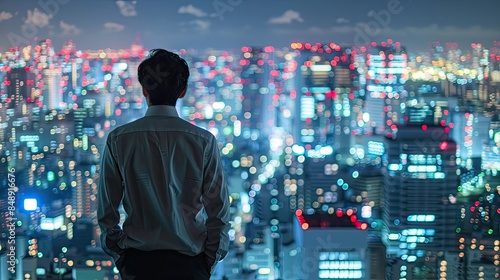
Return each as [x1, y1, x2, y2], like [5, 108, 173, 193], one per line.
[109, 107, 215, 252]
[98, 105, 230, 278]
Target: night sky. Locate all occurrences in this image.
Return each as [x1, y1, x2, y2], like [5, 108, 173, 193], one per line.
[0, 0, 499, 53]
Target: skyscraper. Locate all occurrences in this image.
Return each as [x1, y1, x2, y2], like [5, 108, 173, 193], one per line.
[383, 125, 459, 278]
[291, 42, 358, 154]
[364, 41, 408, 136]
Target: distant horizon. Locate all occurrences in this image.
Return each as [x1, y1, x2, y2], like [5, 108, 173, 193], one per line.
[1, 0, 499, 54]
[1, 35, 499, 54]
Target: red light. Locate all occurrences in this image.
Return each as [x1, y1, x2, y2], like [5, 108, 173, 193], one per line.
[295, 209, 302, 216]
[444, 127, 450, 134]
[439, 141, 448, 150]
[350, 215, 357, 223]
[440, 120, 446, 126]
[497, 208, 500, 214]
[335, 209, 343, 217]
[360, 223, 368, 230]
[422, 124, 428, 131]
[264, 46, 274, 53]
[475, 201, 480, 207]
[470, 206, 475, 212]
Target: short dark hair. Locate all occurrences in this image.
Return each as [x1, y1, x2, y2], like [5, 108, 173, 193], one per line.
[137, 49, 189, 106]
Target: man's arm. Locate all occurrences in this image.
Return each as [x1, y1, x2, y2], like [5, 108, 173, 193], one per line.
[97, 137, 124, 262]
[202, 136, 231, 274]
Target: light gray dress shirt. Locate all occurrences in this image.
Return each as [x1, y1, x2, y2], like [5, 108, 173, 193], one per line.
[97, 105, 230, 275]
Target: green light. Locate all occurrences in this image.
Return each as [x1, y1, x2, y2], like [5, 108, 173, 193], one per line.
[456, 228, 461, 233]
[62, 247, 67, 253]
[37, 252, 43, 258]
[489, 229, 494, 234]
[47, 171, 55, 181]
[457, 186, 462, 192]
[16, 221, 22, 226]
[223, 127, 232, 135]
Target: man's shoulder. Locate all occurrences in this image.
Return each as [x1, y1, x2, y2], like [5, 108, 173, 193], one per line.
[180, 120, 216, 141]
[108, 117, 215, 141]
[107, 118, 144, 138]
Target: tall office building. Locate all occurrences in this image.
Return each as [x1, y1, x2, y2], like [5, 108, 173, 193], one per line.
[482, 112, 500, 170]
[383, 125, 459, 278]
[293, 210, 369, 279]
[290, 42, 359, 154]
[452, 111, 490, 169]
[364, 41, 408, 136]
[240, 46, 278, 140]
[6, 67, 35, 107]
[42, 69, 62, 110]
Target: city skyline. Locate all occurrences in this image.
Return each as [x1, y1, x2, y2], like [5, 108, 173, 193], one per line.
[1, 4, 500, 276]
[0, 0, 499, 52]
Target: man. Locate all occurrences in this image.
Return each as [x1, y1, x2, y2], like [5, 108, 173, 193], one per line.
[97, 49, 230, 279]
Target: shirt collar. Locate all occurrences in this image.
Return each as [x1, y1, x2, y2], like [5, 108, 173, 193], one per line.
[145, 105, 179, 117]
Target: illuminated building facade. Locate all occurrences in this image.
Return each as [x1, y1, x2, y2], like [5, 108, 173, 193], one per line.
[291, 42, 359, 155]
[383, 125, 459, 278]
[6, 68, 35, 107]
[452, 111, 490, 169]
[364, 41, 408, 136]
[293, 211, 369, 279]
[240, 46, 278, 140]
[482, 113, 500, 170]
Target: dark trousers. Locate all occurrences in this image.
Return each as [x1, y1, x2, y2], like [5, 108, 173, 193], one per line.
[117, 248, 211, 280]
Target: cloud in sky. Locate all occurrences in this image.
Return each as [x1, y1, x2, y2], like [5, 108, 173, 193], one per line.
[116, 1, 137, 16]
[268, 10, 303, 24]
[103, 22, 125, 33]
[0, 11, 13, 22]
[60, 21, 81, 36]
[25, 8, 52, 27]
[189, 20, 210, 30]
[336, 17, 349, 24]
[178, 4, 208, 17]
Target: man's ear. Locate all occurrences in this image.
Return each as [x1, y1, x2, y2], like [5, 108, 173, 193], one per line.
[178, 87, 187, 98]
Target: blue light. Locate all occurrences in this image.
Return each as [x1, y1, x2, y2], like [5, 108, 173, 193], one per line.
[24, 198, 38, 211]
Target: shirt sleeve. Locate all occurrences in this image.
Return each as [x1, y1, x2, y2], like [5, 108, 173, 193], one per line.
[97, 135, 125, 261]
[202, 136, 231, 275]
